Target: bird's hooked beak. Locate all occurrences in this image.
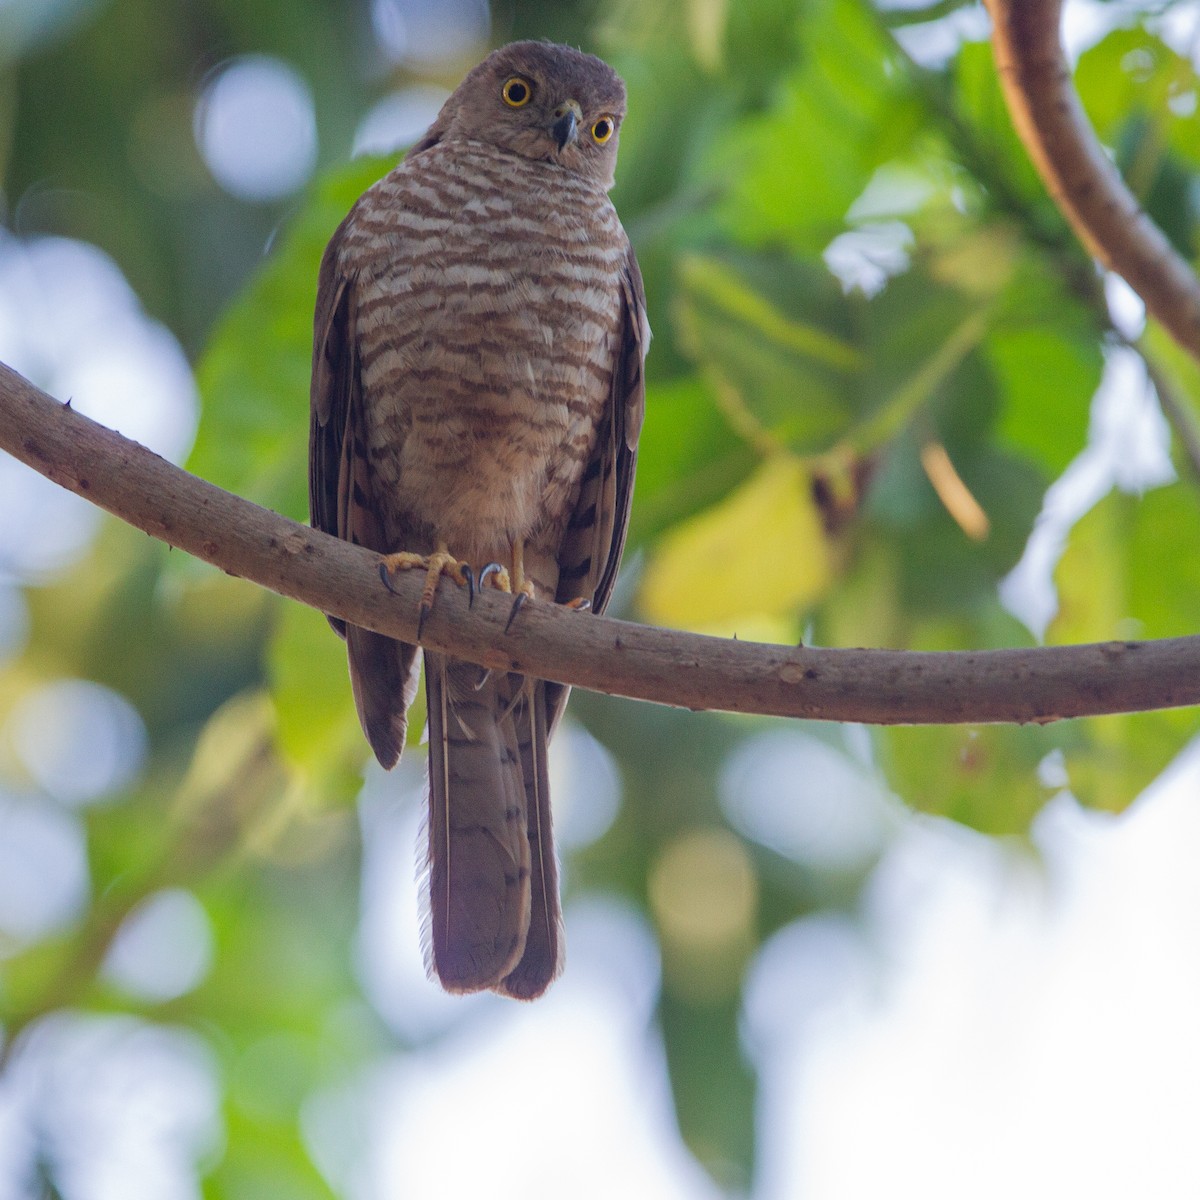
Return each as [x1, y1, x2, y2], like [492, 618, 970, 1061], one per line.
[550, 99, 582, 151]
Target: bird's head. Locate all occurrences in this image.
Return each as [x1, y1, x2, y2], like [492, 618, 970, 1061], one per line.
[423, 41, 628, 189]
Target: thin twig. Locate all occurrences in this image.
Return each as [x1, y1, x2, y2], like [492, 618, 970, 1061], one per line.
[2, 361, 1198, 724]
[1139, 344, 1200, 482]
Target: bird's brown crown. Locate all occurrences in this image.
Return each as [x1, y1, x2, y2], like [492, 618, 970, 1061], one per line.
[414, 41, 628, 189]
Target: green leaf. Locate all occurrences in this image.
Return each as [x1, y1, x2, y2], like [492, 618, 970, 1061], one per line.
[979, 243, 1102, 474]
[673, 252, 862, 453]
[953, 40, 1048, 209]
[880, 723, 1058, 835]
[1055, 710, 1196, 816]
[1075, 29, 1200, 254]
[267, 600, 429, 806]
[857, 346, 1047, 621]
[855, 270, 996, 452]
[889, 442, 1045, 616]
[267, 603, 368, 800]
[1076, 27, 1200, 166]
[659, 987, 755, 1190]
[1053, 484, 1200, 644]
[1049, 485, 1200, 810]
[988, 327, 1098, 475]
[630, 376, 758, 544]
[714, 0, 909, 251]
[682, 255, 861, 371]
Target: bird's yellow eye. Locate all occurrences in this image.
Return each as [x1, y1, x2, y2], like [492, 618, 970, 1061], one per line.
[591, 115, 615, 144]
[502, 77, 533, 107]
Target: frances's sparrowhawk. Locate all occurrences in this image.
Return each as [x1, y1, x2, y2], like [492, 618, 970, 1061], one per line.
[309, 42, 648, 998]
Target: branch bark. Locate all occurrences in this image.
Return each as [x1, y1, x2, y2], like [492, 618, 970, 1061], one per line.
[2, 361, 1198, 724]
[984, 0, 1200, 360]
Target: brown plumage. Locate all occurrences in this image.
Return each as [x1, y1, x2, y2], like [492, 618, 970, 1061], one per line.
[309, 41, 648, 999]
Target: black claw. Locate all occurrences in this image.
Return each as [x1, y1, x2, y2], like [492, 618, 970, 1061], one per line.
[379, 561, 398, 594]
[473, 667, 493, 691]
[416, 601, 432, 641]
[463, 564, 477, 609]
[574, 598, 592, 613]
[478, 562, 505, 590]
[504, 592, 527, 634]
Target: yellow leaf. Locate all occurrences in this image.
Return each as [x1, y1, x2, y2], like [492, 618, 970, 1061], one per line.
[639, 456, 831, 638]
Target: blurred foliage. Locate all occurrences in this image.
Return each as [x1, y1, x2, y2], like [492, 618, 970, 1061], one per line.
[4, 0, 1200, 1195]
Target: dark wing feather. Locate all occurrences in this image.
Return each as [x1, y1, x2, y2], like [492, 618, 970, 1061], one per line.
[546, 243, 649, 735]
[309, 217, 419, 769]
[591, 245, 649, 614]
[309, 220, 354, 590]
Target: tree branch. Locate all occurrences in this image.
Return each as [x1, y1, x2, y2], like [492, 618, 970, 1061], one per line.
[983, 0, 1200, 360]
[2, 362, 1198, 725]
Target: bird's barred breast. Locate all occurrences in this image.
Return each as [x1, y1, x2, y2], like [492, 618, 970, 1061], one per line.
[345, 139, 627, 565]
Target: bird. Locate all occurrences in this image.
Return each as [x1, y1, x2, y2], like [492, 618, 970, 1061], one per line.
[309, 41, 648, 999]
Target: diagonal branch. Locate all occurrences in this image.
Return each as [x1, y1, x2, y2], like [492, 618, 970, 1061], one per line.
[2, 362, 1198, 724]
[984, 0, 1200, 360]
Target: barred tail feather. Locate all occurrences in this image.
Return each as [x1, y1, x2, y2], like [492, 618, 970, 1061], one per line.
[423, 653, 532, 992]
[497, 682, 563, 999]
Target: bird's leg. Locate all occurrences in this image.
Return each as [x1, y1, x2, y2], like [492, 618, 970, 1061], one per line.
[511, 539, 537, 602]
[470, 549, 530, 684]
[503, 539, 538, 633]
[379, 545, 470, 639]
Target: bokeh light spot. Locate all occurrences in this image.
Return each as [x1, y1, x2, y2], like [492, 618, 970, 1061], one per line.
[194, 55, 317, 202]
[370, 0, 489, 66]
[551, 722, 621, 850]
[0, 792, 88, 947]
[0, 232, 197, 582]
[103, 889, 214, 1002]
[353, 86, 450, 157]
[0, 583, 29, 663]
[824, 221, 913, 296]
[649, 827, 757, 1000]
[720, 728, 892, 871]
[0, 0, 108, 64]
[0, 234, 198, 467]
[4, 1014, 221, 1198]
[650, 827, 757, 951]
[8, 679, 148, 807]
[0, 459, 99, 579]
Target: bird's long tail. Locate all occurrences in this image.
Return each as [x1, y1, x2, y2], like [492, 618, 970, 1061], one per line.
[423, 653, 562, 997]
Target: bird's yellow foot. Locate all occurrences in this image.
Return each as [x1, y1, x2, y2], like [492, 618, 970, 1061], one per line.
[379, 548, 470, 639]
[492, 539, 538, 633]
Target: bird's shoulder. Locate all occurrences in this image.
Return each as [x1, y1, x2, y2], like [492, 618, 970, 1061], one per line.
[327, 138, 627, 298]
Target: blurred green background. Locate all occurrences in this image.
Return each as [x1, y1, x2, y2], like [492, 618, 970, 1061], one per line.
[3, 0, 1200, 1196]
